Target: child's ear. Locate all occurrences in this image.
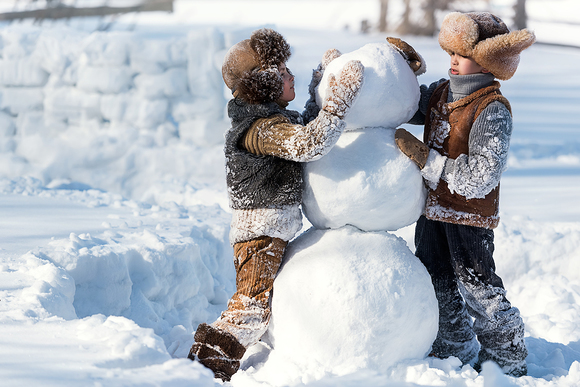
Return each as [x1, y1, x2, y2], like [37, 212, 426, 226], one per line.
[482, 68, 490, 74]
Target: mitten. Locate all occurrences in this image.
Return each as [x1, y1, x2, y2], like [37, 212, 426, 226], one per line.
[304, 48, 342, 123]
[322, 60, 364, 119]
[308, 48, 342, 96]
[395, 128, 429, 169]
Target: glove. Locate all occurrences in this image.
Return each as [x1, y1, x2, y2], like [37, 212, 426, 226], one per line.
[322, 60, 364, 119]
[395, 128, 429, 169]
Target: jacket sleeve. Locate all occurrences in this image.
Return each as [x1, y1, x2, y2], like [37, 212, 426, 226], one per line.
[440, 101, 513, 199]
[408, 78, 447, 125]
[240, 110, 345, 162]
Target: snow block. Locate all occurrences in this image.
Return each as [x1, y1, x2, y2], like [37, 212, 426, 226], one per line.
[44, 87, 101, 124]
[0, 87, 44, 115]
[0, 58, 49, 87]
[134, 68, 189, 99]
[77, 65, 133, 94]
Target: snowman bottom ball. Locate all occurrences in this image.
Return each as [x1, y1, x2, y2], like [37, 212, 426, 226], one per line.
[266, 226, 438, 376]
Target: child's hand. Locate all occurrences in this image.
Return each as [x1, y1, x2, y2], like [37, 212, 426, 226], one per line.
[394, 128, 429, 169]
[322, 60, 364, 119]
[308, 48, 342, 97]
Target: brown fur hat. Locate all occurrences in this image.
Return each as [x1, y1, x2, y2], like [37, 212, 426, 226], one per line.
[439, 12, 535, 80]
[222, 28, 291, 104]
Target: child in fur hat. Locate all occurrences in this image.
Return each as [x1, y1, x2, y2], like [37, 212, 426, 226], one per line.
[394, 12, 535, 376]
[187, 28, 364, 381]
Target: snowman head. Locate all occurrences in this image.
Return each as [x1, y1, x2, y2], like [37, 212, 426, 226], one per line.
[316, 38, 425, 130]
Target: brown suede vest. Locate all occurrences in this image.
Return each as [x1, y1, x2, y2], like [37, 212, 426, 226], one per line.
[423, 80, 511, 229]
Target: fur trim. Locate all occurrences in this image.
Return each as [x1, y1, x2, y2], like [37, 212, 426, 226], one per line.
[439, 12, 480, 56]
[222, 28, 292, 104]
[229, 205, 302, 245]
[439, 12, 535, 80]
[471, 29, 535, 80]
[249, 28, 291, 70]
[236, 67, 284, 104]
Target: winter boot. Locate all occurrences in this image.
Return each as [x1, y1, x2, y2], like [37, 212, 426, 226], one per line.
[188, 323, 246, 382]
[213, 236, 287, 347]
[189, 236, 286, 381]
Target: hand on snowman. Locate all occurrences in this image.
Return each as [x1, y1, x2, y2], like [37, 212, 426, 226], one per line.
[303, 48, 343, 124]
[308, 48, 343, 97]
[395, 128, 429, 169]
[322, 60, 365, 119]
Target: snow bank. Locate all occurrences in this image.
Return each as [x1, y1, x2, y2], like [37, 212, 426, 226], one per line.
[0, 179, 235, 355]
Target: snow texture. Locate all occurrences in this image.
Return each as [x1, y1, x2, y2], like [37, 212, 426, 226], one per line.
[258, 39, 437, 382]
[304, 42, 427, 231]
[261, 227, 438, 383]
[0, 1, 580, 386]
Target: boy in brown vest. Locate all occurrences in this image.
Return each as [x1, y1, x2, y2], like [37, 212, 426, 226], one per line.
[394, 12, 535, 376]
[187, 28, 364, 381]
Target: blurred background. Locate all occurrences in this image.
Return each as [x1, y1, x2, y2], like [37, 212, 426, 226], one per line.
[0, 0, 578, 47]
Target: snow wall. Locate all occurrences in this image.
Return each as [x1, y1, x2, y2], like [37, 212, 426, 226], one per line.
[0, 25, 258, 201]
[0, 25, 229, 138]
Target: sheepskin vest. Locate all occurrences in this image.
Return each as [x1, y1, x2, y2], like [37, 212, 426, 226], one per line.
[225, 98, 303, 210]
[423, 80, 511, 229]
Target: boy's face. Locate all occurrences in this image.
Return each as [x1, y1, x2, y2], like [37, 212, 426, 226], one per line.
[278, 63, 295, 102]
[449, 53, 489, 76]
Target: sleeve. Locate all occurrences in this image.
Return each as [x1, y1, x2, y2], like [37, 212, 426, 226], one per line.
[302, 88, 321, 124]
[440, 101, 513, 199]
[408, 78, 447, 125]
[240, 110, 345, 162]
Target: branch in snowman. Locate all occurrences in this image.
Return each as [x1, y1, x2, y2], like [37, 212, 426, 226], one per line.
[303, 48, 342, 124]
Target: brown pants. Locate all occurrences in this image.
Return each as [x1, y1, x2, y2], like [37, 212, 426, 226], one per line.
[213, 235, 287, 347]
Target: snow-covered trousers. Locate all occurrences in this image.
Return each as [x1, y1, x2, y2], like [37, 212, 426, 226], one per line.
[414, 216, 527, 376]
[212, 235, 287, 348]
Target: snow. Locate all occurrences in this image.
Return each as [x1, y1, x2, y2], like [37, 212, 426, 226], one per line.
[316, 42, 420, 129]
[0, 0, 579, 386]
[304, 41, 426, 231]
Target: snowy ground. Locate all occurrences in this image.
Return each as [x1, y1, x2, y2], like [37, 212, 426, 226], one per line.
[1, 1, 580, 386]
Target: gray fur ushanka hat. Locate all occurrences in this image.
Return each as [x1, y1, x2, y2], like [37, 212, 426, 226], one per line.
[439, 12, 536, 80]
[222, 28, 291, 104]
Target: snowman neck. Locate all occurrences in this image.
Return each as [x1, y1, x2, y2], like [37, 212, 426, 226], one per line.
[447, 71, 495, 102]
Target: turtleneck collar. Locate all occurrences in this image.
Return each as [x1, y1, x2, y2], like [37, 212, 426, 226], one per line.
[447, 70, 496, 102]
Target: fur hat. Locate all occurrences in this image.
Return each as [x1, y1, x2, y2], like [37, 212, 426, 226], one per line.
[222, 28, 291, 104]
[439, 12, 535, 80]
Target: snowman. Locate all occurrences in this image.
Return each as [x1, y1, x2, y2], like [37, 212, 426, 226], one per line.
[243, 39, 440, 383]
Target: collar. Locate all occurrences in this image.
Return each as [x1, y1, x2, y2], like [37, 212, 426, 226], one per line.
[448, 70, 496, 101]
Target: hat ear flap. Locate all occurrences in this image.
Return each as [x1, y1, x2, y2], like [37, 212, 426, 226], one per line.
[236, 68, 283, 104]
[472, 29, 536, 80]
